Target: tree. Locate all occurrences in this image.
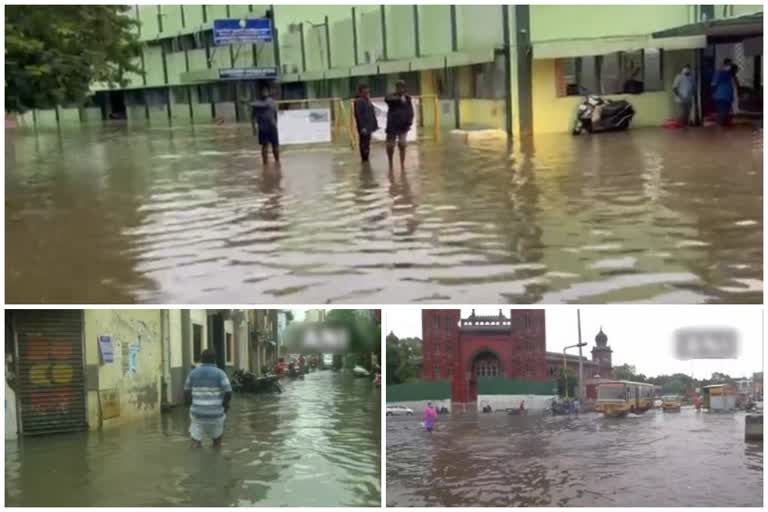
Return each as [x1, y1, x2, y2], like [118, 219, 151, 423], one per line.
[613, 364, 638, 381]
[5, 5, 142, 112]
[557, 368, 577, 398]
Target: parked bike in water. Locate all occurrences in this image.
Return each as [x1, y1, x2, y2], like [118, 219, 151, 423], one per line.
[572, 93, 635, 135]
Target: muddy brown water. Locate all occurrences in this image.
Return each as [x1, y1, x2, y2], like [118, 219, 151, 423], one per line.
[5, 124, 762, 303]
[386, 408, 762, 507]
[5, 371, 380, 507]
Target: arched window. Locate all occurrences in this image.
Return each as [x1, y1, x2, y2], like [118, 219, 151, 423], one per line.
[474, 353, 500, 377]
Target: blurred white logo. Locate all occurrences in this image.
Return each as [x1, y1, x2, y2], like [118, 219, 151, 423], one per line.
[673, 327, 740, 360]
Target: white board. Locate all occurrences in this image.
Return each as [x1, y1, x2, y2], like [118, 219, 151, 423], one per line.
[372, 98, 420, 142]
[277, 108, 332, 145]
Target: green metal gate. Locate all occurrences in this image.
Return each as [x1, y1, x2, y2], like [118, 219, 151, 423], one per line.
[15, 310, 87, 435]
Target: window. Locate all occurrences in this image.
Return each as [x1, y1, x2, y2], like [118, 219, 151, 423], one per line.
[196, 84, 212, 104]
[558, 50, 663, 96]
[225, 333, 233, 365]
[192, 324, 203, 363]
[470, 53, 506, 99]
[475, 358, 500, 377]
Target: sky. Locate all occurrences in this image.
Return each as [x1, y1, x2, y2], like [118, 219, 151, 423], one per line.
[384, 308, 763, 379]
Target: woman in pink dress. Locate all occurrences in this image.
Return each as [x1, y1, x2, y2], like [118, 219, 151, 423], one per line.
[423, 402, 438, 433]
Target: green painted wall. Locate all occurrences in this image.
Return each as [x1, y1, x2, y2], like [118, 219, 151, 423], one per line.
[184, 5, 205, 28]
[138, 5, 160, 40]
[530, 5, 693, 42]
[357, 7, 384, 64]
[187, 49, 208, 73]
[331, 18, 355, 68]
[457, 5, 504, 51]
[305, 25, 329, 72]
[81, 107, 102, 124]
[166, 52, 186, 85]
[35, 109, 58, 128]
[387, 380, 451, 402]
[159, 5, 183, 34]
[58, 108, 80, 125]
[386, 6, 416, 60]
[206, 5, 228, 21]
[419, 5, 451, 56]
[478, 377, 557, 395]
[143, 46, 165, 86]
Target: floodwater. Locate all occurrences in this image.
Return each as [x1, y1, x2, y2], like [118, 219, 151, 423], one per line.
[5, 370, 380, 507]
[6, 124, 762, 304]
[386, 408, 762, 507]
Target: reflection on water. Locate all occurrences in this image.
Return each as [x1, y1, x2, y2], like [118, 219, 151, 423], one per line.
[386, 408, 762, 507]
[5, 371, 380, 507]
[6, 124, 762, 303]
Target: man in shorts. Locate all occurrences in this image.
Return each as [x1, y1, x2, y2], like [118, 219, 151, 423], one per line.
[384, 80, 414, 170]
[185, 349, 232, 448]
[251, 87, 280, 165]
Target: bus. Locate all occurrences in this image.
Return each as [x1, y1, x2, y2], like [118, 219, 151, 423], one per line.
[596, 380, 656, 417]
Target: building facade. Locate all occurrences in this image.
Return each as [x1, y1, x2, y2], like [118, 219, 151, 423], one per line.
[18, 5, 762, 138]
[5, 309, 279, 437]
[422, 309, 613, 404]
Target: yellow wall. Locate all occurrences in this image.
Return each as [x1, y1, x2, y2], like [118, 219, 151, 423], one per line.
[84, 310, 164, 429]
[459, 99, 506, 130]
[531, 50, 695, 134]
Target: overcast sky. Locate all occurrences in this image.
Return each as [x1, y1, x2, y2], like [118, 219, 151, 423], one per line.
[384, 308, 763, 379]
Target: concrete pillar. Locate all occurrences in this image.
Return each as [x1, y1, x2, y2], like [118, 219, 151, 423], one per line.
[505, 5, 533, 141]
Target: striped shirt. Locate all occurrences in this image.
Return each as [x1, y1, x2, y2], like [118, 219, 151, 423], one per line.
[184, 364, 232, 421]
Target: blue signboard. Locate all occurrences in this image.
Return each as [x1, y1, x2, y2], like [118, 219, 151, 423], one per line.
[219, 67, 279, 80]
[98, 336, 114, 363]
[213, 18, 273, 45]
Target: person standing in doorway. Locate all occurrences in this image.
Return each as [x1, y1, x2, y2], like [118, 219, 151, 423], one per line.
[385, 80, 414, 171]
[711, 59, 735, 127]
[251, 86, 280, 165]
[672, 64, 696, 127]
[354, 83, 379, 163]
[423, 401, 437, 433]
[185, 349, 232, 448]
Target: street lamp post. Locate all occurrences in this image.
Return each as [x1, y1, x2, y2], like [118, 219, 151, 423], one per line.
[563, 340, 588, 400]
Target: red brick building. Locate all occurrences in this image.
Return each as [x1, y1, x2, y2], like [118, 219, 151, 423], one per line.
[422, 309, 613, 403]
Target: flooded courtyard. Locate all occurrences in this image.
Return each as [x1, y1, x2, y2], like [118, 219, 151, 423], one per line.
[5, 370, 380, 507]
[5, 124, 762, 304]
[386, 408, 762, 507]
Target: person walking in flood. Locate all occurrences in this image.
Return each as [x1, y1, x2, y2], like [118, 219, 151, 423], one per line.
[354, 83, 379, 163]
[423, 401, 437, 433]
[185, 349, 232, 448]
[385, 80, 414, 170]
[711, 59, 736, 127]
[672, 64, 696, 127]
[251, 87, 280, 165]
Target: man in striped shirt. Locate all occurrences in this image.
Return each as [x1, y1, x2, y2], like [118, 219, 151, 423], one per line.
[184, 349, 232, 448]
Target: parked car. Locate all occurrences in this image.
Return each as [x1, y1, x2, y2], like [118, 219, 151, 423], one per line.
[386, 405, 414, 416]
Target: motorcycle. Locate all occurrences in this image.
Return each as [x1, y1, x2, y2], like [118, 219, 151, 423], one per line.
[572, 93, 635, 135]
[231, 369, 283, 394]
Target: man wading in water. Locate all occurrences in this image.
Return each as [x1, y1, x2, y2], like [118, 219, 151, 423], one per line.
[185, 349, 232, 448]
[251, 87, 280, 166]
[385, 80, 414, 171]
[353, 83, 379, 163]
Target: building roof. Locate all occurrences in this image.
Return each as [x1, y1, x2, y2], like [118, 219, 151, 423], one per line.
[652, 11, 762, 40]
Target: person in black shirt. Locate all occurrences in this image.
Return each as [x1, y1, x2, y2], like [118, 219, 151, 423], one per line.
[353, 84, 379, 163]
[385, 80, 414, 170]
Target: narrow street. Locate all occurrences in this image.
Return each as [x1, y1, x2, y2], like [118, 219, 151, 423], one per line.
[6, 370, 381, 507]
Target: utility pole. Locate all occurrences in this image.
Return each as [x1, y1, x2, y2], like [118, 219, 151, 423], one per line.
[577, 309, 584, 404]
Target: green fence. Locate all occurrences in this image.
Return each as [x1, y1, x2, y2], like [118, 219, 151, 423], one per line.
[386, 380, 451, 402]
[478, 377, 557, 395]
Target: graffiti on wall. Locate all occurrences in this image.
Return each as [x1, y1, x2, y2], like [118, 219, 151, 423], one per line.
[25, 338, 77, 415]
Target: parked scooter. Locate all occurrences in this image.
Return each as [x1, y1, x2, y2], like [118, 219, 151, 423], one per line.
[572, 92, 635, 135]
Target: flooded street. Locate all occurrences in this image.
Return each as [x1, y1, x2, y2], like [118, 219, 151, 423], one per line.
[5, 370, 380, 507]
[6, 124, 762, 304]
[386, 408, 762, 507]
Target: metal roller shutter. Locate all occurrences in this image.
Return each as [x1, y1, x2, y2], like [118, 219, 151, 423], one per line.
[15, 310, 87, 435]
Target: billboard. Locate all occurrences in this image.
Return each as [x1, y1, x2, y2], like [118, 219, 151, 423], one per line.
[277, 108, 332, 145]
[219, 67, 278, 80]
[213, 18, 273, 45]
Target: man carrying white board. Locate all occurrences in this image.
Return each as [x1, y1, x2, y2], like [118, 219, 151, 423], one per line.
[385, 80, 414, 170]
